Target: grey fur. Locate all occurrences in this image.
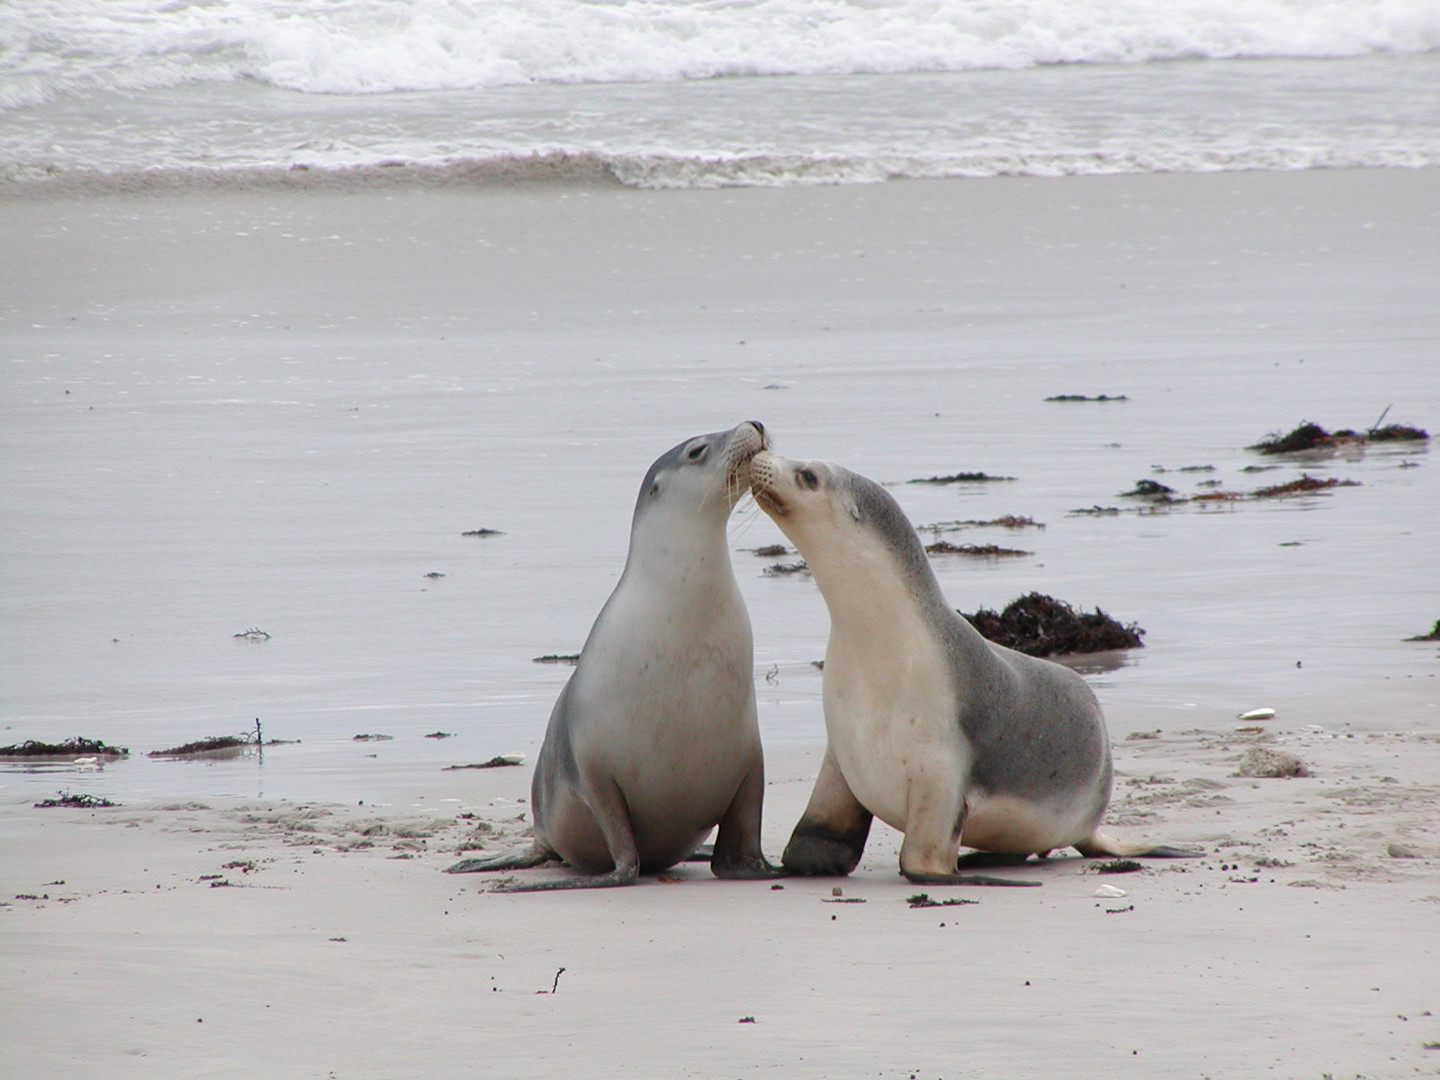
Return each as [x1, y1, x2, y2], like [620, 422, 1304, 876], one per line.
[754, 451, 1199, 883]
[841, 474, 1112, 816]
[448, 422, 779, 890]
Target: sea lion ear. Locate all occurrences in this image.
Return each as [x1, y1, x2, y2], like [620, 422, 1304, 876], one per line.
[844, 493, 863, 523]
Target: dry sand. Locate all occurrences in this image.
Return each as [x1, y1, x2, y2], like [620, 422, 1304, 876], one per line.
[3, 167, 1439, 1078]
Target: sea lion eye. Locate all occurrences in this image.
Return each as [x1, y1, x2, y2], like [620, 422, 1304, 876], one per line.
[798, 468, 819, 489]
[686, 443, 708, 462]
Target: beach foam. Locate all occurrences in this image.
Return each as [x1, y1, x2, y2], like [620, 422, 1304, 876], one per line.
[4, 0, 1438, 106]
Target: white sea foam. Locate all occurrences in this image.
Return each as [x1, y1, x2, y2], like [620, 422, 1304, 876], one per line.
[3, 51, 1437, 191]
[2, 0, 1437, 106]
[2, 3, 1437, 190]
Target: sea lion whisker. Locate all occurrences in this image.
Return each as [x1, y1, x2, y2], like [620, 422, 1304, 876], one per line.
[727, 500, 765, 543]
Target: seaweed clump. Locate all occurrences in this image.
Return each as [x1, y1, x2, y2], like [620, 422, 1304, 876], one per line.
[35, 792, 118, 809]
[1250, 418, 1429, 455]
[1250, 474, 1359, 498]
[0, 737, 129, 758]
[908, 472, 1016, 485]
[924, 541, 1031, 557]
[749, 544, 791, 557]
[445, 754, 525, 770]
[1120, 479, 1180, 501]
[960, 592, 1145, 657]
[907, 893, 979, 908]
[1368, 423, 1430, 442]
[1250, 421, 1333, 454]
[149, 734, 255, 757]
[1406, 620, 1440, 642]
[762, 561, 811, 577]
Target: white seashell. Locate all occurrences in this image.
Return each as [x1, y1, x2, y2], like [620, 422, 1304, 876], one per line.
[1236, 707, 1276, 721]
[498, 752, 525, 765]
[1094, 884, 1128, 898]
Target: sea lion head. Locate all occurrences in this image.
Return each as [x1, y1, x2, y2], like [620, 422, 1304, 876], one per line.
[634, 421, 768, 523]
[750, 449, 931, 586]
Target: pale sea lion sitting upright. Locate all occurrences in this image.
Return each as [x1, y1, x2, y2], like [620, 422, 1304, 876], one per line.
[448, 422, 779, 890]
[750, 450, 1200, 886]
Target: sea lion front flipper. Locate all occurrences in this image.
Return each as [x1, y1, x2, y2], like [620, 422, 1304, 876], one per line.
[782, 746, 874, 876]
[711, 757, 784, 879]
[897, 786, 1039, 887]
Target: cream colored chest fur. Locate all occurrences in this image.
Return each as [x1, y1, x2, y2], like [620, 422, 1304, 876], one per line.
[822, 611, 969, 832]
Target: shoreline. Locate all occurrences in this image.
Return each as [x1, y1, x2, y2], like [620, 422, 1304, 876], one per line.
[2, 157, 1438, 201]
[3, 669, 1436, 812]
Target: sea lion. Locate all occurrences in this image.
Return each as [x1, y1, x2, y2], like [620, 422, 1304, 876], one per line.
[448, 422, 778, 890]
[750, 450, 1199, 885]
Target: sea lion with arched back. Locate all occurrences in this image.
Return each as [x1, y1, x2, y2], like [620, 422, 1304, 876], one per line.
[750, 449, 1200, 885]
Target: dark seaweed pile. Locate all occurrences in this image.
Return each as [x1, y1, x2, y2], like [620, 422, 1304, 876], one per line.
[924, 541, 1031, 557]
[908, 472, 1016, 484]
[34, 792, 118, 809]
[960, 592, 1145, 657]
[0, 737, 129, 757]
[1250, 420, 1428, 454]
[148, 734, 255, 757]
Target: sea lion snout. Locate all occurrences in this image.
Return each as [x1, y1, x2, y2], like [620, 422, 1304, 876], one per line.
[749, 450, 788, 516]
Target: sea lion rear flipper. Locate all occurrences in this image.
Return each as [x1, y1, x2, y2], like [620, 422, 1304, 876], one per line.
[445, 845, 557, 874]
[1074, 831, 1203, 859]
[491, 867, 639, 892]
[482, 778, 646, 890]
[901, 869, 1041, 887]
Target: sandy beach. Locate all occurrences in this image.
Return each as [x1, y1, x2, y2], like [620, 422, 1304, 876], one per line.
[3, 167, 1439, 1078]
[3, 719, 1439, 1079]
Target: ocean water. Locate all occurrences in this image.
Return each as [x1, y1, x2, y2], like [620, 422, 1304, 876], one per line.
[2, 0, 1438, 189]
